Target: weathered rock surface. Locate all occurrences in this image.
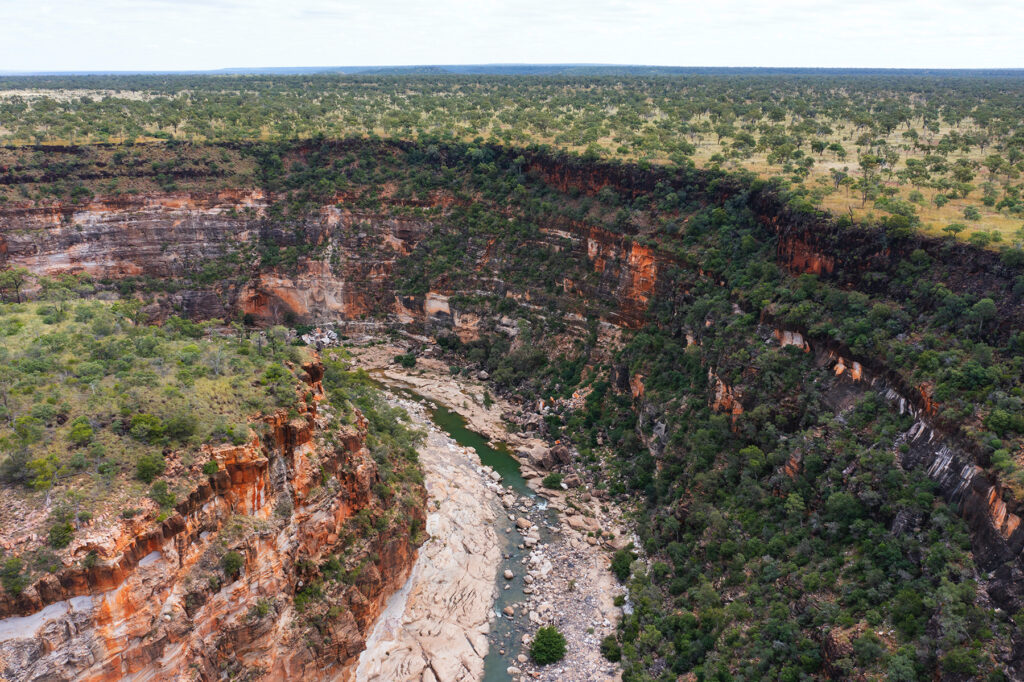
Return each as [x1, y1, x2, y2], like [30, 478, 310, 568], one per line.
[355, 398, 501, 681]
[0, 363, 424, 682]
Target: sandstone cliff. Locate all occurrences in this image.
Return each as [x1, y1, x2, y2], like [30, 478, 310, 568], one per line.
[0, 361, 424, 682]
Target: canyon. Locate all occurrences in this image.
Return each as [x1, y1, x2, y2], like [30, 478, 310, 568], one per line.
[2, 139, 1023, 678]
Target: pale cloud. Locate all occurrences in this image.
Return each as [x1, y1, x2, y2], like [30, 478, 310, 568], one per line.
[0, 0, 1020, 71]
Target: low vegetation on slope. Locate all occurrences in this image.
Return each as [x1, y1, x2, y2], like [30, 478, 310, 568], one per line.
[0, 281, 425, 611]
[0, 287, 306, 579]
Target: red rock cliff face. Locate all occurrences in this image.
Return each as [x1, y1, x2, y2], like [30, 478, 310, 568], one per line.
[0, 362, 424, 682]
[3, 153, 1024, 622]
[0, 192, 435, 325]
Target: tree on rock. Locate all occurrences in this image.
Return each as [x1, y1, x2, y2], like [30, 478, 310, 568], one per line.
[530, 625, 567, 665]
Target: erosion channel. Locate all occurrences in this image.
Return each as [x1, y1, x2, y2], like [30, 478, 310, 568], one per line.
[352, 345, 624, 682]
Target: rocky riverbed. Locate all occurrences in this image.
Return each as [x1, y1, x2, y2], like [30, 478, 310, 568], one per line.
[349, 343, 626, 682]
[355, 397, 503, 681]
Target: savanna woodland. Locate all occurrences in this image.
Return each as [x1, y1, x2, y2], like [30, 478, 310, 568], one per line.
[1, 68, 1024, 681]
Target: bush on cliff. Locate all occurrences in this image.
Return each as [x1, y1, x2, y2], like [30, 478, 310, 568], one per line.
[0, 557, 29, 595]
[600, 635, 621, 662]
[530, 626, 567, 665]
[220, 551, 244, 578]
[610, 549, 634, 582]
[135, 453, 165, 484]
[542, 472, 563, 489]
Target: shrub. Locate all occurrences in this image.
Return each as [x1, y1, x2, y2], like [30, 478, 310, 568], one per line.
[48, 522, 74, 549]
[530, 625, 567, 664]
[542, 472, 563, 489]
[202, 461, 220, 476]
[129, 413, 165, 443]
[600, 635, 621, 662]
[135, 453, 165, 483]
[0, 557, 29, 595]
[294, 582, 323, 611]
[611, 549, 635, 582]
[0, 450, 31, 486]
[164, 413, 197, 441]
[220, 551, 244, 577]
[68, 416, 94, 446]
[394, 353, 416, 368]
[149, 480, 176, 508]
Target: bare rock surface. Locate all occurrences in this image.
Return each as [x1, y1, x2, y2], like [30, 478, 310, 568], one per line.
[355, 399, 502, 681]
[352, 343, 625, 682]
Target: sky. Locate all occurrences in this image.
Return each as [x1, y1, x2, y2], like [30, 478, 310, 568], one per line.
[1, 0, 1021, 72]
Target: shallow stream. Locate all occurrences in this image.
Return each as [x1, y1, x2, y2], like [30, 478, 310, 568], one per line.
[375, 377, 556, 681]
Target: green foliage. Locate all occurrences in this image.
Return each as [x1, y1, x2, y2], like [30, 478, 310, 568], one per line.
[1, 557, 30, 595]
[293, 582, 323, 612]
[201, 461, 219, 476]
[220, 551, 244, 577]
[600, 635, 622, 662]
[530, 626, 567, 665]
[67, 416, 94, 446]
[47, 522, 74, 549]
[542, 472, 563, 489]
[135, 453, 165, 484]
[611, 549, 634, 582]
[129, 414, 165, 444]
[149, 480, 176, 508]
[394, 353, 417, 368]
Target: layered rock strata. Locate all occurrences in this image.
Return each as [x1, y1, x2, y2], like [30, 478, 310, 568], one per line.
[0, 363, 423, 682]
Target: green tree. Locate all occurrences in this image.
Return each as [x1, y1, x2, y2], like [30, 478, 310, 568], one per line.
[530, 626, 567, 664]
[221, 550, 244, 577]
[136, 453, 166, 483]
[0, 557, 30, 595]
[0, 267, 31, 303]
[970, 298, 996, 334]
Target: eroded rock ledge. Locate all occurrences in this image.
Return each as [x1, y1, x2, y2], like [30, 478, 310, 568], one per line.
[0, 362, 425, 681]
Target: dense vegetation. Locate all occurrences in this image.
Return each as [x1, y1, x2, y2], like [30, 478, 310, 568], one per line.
[3, 71, 1024, 243]
[0, 287, 313, 579]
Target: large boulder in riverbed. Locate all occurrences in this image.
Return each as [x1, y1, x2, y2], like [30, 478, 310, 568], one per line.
[549, 444, 572, 465]
[518, 444, 554, 469]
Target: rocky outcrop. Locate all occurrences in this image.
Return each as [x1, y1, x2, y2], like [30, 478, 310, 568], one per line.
[0, 362, 424, 682]
[356, 398, 501, 682]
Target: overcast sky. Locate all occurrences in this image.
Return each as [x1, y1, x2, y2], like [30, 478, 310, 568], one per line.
[2, 0, 1021, 72]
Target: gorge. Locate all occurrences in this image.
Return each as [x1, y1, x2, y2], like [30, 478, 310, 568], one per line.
[2, 138, 1024, 680]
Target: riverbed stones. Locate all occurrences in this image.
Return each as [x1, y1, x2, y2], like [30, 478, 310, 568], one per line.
[355, 398, 501, 681]
[515, 517, 532, 530]
[504, 569, 515, 580]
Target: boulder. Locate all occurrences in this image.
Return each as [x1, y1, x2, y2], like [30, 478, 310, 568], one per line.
[566, 515, 599, 532]
[549, 444, 572, 465]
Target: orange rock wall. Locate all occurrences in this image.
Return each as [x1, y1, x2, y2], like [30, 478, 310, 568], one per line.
[0, 363, 422, 682]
